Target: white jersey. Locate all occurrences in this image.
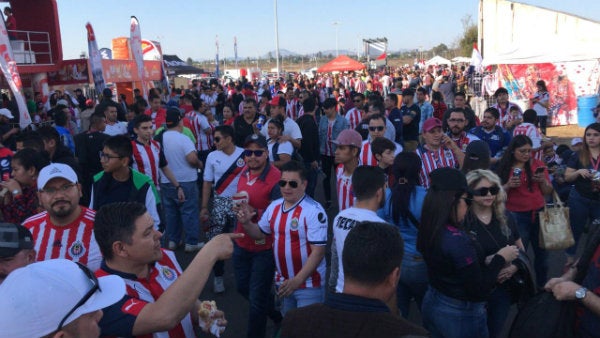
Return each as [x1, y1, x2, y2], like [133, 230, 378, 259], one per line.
[103, 122, 128, 136]
[330, 207, 386, 293]
[203, 147, 245, 197]
[359, 139, 402, 166]
[160, 130, 197, 183]
[261, 117, 303, 141]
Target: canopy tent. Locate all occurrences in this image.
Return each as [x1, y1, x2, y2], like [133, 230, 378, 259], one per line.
[317, 55, 365, 73]
[451, 56, 471, 63]
[163, 54, 203, 76]
[425, 56, 451, 66]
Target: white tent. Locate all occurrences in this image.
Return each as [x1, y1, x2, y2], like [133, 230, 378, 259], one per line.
[425, 56, 451, 66]
[451, 56, 471, 63]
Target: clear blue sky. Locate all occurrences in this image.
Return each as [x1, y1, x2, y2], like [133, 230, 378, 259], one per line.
[56, 0, 600, 61]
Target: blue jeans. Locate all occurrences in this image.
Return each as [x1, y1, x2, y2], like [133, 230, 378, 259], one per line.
[567, 188, 600, 256]
[487, 286, 512, 338]
[161, 181, 200, 245]
[422, 287, 489, 338]
[397, 255, 428, 318]
[233, 245, 278, 338]
[511, 210, 547, 287]
[280, 286, 324, 315]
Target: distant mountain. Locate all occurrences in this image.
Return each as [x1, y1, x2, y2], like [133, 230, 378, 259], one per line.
[262, 49, 299, 58]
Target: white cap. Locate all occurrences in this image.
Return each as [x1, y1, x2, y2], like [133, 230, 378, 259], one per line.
[37, 163, 78, 189]
[0, 108, 14, 119]
[56, 99, 69, 106]
[571, 137, 583, 146]
[0, 259, 125, 338]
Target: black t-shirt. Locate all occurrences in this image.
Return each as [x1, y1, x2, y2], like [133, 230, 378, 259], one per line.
[400, 104, 421, 142]
[467, 212, 520, 257]
[296, 114, 319, 162]
[233, 114, 260, 147]
[567, 152, 600, 200]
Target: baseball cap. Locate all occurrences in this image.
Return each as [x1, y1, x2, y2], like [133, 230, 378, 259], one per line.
[0, 223, 34, 258]
[332, 129, 362, 148]
[85, 98, 93, 107]
[56, 99, 69, 106]
[465, 140, 491, 160]
[571, 137, 583, 146]
[165, 107, 182, 128]
[429, 167, 468, 192]
[269, 96, 285, 107]
[0, 259, 125, 338]
[37, 163, 78, 190]
[244, 133, 268, 149]
[0, 108, 14, 119]
[422, 118, 443, 133]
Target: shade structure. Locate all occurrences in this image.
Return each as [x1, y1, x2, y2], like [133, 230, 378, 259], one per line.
[317, 55, 366, 73]
[425, 55, 451, 66]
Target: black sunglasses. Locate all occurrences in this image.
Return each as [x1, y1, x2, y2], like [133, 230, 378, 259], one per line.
[368, 126, 385, 132]
[57, 262, 100, 331]
[471, 186, 500, 196]
[278, 180, 299, 188]
[243, 149, 265, 157]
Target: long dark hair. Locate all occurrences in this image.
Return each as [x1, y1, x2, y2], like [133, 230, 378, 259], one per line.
[416, 189, 465, 256]
[390, 152, 422, 225]
[579, 123, 600, 167]
[496, 134, 534, 191]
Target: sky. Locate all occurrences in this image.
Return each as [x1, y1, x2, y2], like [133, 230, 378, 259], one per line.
[56, 0, 600, 61]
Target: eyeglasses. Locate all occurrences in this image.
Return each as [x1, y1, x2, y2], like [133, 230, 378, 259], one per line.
[368, 126, 385, 132]
[57, 262, 100, 331]
[278, 180, 299, 188]
[243, 149, 265, 157]
[471, 186, 500, 196]
[40, 183, 76, 195]
[214, 136, 222, 143]
[99, 151, 123, 161]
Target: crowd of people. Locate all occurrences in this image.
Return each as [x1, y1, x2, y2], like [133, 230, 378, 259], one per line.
[0, 65, 599, 338]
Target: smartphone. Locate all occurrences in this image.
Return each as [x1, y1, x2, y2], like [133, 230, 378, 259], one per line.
[535, 167, 546, 174]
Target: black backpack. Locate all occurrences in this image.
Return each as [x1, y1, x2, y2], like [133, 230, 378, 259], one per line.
[271, 141, 303, 163]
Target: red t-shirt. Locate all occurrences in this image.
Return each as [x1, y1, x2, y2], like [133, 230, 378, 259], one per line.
[505, 159, 550, 212]
[234, 165, 281, 252]
[144, 107, 167, 129]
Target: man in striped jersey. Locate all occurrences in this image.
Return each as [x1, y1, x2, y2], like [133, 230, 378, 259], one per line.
[23, 163, 102, 270]
[333, 129, 362, 211]
[415, 118, 464, 188]
[344, 93, 366, 130]
[94, 202, 238, 338]
[359, 114, 402, 166]
[236, 160, 327, 315]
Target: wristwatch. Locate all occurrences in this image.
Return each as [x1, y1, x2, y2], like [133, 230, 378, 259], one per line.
[575, 287, 588, 300]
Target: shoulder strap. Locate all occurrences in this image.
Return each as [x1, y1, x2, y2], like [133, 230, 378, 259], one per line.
[272, 142, 280, 162]
[214, 151, 245, 192]
[406, 211, 420, 228]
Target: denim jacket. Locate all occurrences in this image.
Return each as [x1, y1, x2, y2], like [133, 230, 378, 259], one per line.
[319, 114, 349, 155]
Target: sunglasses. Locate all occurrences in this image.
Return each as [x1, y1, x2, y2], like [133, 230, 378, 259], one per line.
[243, 149, 265, 157]
[471, 186, 500, 196]
[368, 126, 385, 132]
[57, 262, 100, 331]
[278, 180, 299, 188]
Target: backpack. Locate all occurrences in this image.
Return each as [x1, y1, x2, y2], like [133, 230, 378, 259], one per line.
[272, 141, 303, 163]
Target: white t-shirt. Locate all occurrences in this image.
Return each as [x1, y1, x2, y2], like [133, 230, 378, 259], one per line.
[160, 130, 197, 183]
[261, 117, 303, 140]
[203, 147, 245, 197]
[267, 140, 293, 162]
[330, 207, 386, 293]
[103, 122, 128, 136]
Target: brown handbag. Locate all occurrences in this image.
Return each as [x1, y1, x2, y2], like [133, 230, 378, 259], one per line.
[538, 191, 574, 250]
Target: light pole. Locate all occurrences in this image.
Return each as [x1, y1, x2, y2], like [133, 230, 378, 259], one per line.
[274, 0, 281, 78]
[333, 21, 340, 57]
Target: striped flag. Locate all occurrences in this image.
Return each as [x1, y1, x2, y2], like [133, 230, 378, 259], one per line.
[86, 22, 106, 97]
[0, 17, 30, 129]
[130, 16, 147, 101]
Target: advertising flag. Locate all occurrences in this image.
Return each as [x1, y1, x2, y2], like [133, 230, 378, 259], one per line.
[0, 17, 30, 128]
[215, 35, 219, 79]
[234, 36, 238, 68]
[130, 16, 147, 101]
[86, 22, 106, 96]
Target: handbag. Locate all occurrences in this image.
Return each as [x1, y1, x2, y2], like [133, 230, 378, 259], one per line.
[508, 291, 576, 338]
[538, 191, 574, 250]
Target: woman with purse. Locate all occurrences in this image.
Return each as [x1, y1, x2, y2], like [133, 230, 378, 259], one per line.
[496, 134, 553, 288]
[465, 169, 525, 338]
[418, 168, 519, 338]
[564, 123, 600, 268]
[379, 152, 428, 319]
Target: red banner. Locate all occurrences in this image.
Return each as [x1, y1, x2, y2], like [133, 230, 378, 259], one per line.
[47, 59, 89, 85]
[100, 59, 162, 83]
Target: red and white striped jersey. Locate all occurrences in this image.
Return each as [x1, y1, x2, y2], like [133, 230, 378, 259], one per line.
[131, 139, 167, 188]
[345, 108, 364, 130]
[415, 145, 459, 188]
[324, 121, 335, 156]
[185, 111, 213, 151]
[354, 80, 366, 93]
[258, 196, 327, 288]
[95, 250, 195, 338]
[359, 139, 403, 166]
[513, 122, 543, 160]
[286, 99, 298, 120]
[23, 207, 102, 271]
[336, 164, 354, 211]
[450, 132, 481, 153]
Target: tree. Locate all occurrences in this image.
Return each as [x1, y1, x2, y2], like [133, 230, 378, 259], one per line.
[432, 43, 449, 56]
[186, 57, 193, 65]
[459, 25, 477, 56]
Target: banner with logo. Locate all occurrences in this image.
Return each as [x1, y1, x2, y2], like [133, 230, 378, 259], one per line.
[101, 59, 161, 83]
[130, 16, 147, 101]
[86, 22, 106, 96]
[0, 18, 30, 128]
[47, 59, 89, 85]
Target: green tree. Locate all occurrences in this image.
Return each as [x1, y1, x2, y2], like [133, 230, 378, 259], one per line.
[431, 43, 449, 56]
[459, 25, 477, 56]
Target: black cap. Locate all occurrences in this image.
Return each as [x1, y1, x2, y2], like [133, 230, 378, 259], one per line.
[465, 140, 491, 161]
[0, 223, 34, 258]
[165, 107, 182, 128]
[429, 168, 467, 192]
[244, 133, 268, 149]
[102, 88, 113, 98]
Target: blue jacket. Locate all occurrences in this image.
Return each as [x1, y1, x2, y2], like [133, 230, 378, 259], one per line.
[319, 114, 349, 155]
